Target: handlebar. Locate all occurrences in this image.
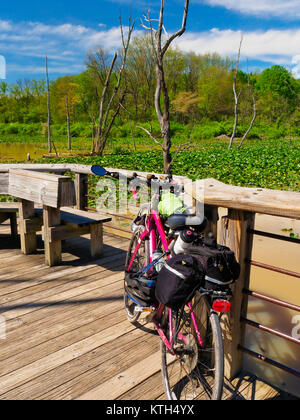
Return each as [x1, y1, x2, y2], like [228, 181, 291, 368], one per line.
[91, 165, 181, 201]
[92, 165, 174, 186]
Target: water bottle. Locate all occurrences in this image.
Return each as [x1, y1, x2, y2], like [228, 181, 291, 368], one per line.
[152, 250, 164, 272]
[173, 228, 195, 254]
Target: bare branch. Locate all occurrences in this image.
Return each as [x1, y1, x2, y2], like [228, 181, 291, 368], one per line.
[97, 52, 118, 138]
[228, 34, 243, 150]
[108, 19, 133, 109]
[157, 0, 164, 47]
[94, 14, 135, 154]
[143, 11, 159, 61]
[103, 91, 126, 141]
[161, 0, 189, 57]
[170, 142, 192, 167]
[237, 93, 256, 149]
[136, 125, 164, 148]
[141, 0, 190, 174]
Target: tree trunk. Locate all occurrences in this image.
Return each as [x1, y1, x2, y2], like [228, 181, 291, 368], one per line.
[229, 36, 243, 150]
[228, 91, 239, 149]
[162, 119, 172, 174]
[45, 56, 51, 154]
[237, 94, 257, 149]
[143, 0, 189, 173]
[155, 60, 172, 174]
[66, 94, 71, 151]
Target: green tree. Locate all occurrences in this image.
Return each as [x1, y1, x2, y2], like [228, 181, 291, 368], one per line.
[255, 65, 299, 123]
[171, 91, 199, 123]
[125, 34, 156, 121]
[198, 63, 234, 120]
[256, 65, 298, 100]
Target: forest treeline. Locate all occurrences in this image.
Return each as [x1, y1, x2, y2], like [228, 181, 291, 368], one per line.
[0, 34, 300, 141]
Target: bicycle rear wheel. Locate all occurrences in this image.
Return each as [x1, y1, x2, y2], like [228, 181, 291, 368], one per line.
[161, 294, 224, 400]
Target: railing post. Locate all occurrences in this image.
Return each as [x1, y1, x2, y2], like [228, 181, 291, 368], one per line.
[220, 209, 255, 379]
[75, 173, 88, 210]
[204, 204, 219, 239]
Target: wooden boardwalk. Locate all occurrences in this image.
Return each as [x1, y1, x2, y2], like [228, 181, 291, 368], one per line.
[0, 221, 295, 400]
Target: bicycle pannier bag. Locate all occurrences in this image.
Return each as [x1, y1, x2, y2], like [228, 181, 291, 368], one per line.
[155, 254, 204, 309]
[190, 239, 240, 290]
[125, 272, 157, 306]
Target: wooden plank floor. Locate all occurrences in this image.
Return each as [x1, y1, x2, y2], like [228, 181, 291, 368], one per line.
[0, 221, 296, 400]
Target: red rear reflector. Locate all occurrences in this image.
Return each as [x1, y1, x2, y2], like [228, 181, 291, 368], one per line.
[212, 299, 231, 313]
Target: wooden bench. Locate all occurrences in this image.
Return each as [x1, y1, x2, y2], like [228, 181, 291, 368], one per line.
[8, 169, 111, 266]
[0, 202, 19, 238]
[35, 207, 111, 264]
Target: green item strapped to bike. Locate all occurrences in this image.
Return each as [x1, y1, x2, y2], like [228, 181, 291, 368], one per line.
[157, 192, 185, 217]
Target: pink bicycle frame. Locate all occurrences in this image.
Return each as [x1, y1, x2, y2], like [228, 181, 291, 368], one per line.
[127, 208, 204, 352]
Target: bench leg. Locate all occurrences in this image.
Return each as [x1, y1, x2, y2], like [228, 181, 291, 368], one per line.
[90, 224, 103, 259]
[43, 206, 62, 266]
[0, 213, 9, 224]
[0, 212, 17, 238]
[19, 200, 37, 254]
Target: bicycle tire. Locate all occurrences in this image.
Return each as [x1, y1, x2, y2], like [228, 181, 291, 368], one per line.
[124, 227, 150, 323]
[161, 294, 224, 400]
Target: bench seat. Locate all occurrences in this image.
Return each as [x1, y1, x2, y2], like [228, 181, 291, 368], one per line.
[33, 207, 111, 265]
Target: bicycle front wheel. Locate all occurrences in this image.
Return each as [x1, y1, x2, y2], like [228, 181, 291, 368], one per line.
[161, 295, 224, 400]
[124, 227, 149, 323]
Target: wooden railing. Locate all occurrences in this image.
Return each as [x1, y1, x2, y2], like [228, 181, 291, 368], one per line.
[1, 163, 299, 393]
[185, 178, 300, 382]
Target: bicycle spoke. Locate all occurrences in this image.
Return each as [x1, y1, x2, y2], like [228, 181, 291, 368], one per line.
[161, 299, 224, 400]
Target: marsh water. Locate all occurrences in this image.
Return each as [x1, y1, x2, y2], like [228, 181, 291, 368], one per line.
[0, 142, 85, 161]
[0, 143, 46, 161]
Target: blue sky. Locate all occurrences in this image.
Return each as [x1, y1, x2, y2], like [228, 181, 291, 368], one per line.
[0, 0, 300, 83]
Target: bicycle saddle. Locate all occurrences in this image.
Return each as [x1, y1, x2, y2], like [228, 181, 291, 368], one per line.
[167, 214, 207, 231]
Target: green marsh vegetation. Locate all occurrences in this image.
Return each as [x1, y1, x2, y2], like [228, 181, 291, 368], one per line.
[0, 40, 299, 191]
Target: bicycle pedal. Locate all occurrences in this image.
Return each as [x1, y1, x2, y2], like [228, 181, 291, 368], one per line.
[134, 306, 155, 313]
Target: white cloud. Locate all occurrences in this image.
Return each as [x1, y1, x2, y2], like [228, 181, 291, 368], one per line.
[7, 63, 85, 75]
[0, 20, 136, 54]
[0, 20, 12, 32]
[0, 20, 133, 77]
[202, 0, 300, 19]
[176, 27, 300, 75]
[0, 17, 299, 80]
[292, 55, 300, 78]
[0, 55, 6, 79]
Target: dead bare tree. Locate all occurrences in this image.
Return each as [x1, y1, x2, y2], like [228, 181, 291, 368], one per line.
[237, 69, 257, 149]
[45, 56, 57, 156]
[91, 15, 135, 155]
[228, 35, 243, 150]
[45, 56, 52, 154]
[66, 93, 71, 150]
[141, 0, 190, 174]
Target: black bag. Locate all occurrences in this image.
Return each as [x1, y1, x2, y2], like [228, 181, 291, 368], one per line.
[125, 272, 157, 306]
[189, 239, 240, 290]
[155, 254, 204, 310]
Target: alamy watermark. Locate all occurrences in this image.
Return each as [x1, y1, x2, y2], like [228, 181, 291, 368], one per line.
[94, 175, 205, 220]
[0, 55, 6, 79]
[291, 315, 300, 340]
[0, 315, 6, 340]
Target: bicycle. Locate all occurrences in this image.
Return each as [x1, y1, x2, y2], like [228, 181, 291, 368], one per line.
[91, 165, 233, 400]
